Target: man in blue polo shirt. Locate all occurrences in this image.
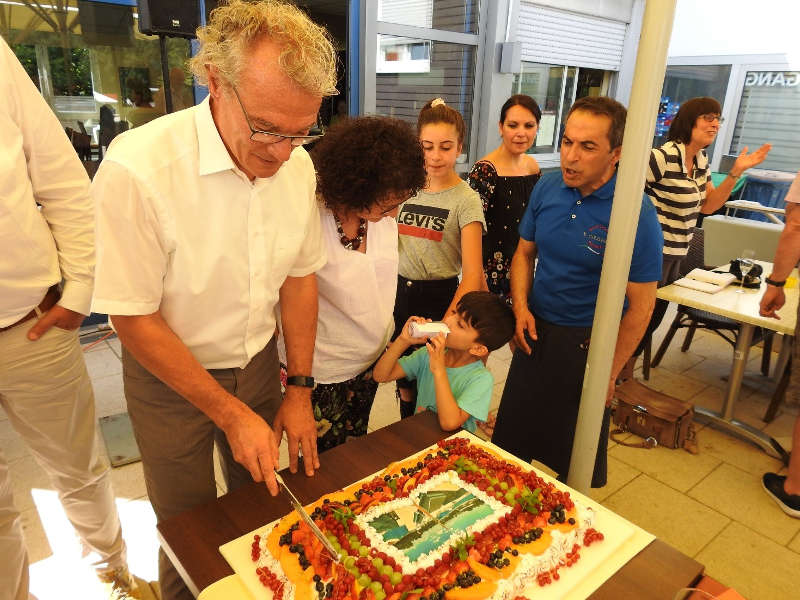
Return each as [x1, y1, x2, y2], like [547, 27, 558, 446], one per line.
[492, 96, 663, 487]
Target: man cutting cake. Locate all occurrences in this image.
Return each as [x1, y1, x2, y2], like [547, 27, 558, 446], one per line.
[90, 2, 338, 598]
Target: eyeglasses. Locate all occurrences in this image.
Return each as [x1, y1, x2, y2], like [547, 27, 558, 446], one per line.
[699, 114, 725, 124]
[231, 85, 323, 146]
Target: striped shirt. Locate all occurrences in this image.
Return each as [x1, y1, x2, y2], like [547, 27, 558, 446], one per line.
[646, 141, 710, 256]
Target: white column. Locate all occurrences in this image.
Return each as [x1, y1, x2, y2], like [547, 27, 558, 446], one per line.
[566, 0, 677, 494]
[475, 0, 516, 159]
[614, 0, 646, 106]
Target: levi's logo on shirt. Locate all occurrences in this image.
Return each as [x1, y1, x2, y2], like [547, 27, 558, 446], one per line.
[397, 204, 449, 242]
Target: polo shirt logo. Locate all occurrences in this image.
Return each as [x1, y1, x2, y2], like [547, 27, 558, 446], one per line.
[581, 224, 608, 255]
[398, 204, 448, 241]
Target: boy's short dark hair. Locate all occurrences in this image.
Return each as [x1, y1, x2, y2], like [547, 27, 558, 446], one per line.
[456, 291, 515, 352]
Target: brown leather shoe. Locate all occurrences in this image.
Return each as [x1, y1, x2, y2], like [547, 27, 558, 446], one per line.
[97, 566, 141, 599]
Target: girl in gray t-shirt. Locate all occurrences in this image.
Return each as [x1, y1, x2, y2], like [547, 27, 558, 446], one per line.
[393, 98, 486, 418]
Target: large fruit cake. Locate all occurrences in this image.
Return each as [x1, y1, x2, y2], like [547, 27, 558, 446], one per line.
[247, 436, 604, 600]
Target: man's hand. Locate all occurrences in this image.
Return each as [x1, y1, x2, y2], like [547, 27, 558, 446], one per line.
[273, 386, 319, 476]
[732, 143, 771, 175]
[426, 333, 447, 375]
[27, 305, 85, 340]
[512, 307, 537, 354]
[221, 404, 280, 496]
[760, 286, 786, 319]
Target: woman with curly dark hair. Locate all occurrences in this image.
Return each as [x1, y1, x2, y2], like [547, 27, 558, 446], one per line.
[276, 116, 426, 451]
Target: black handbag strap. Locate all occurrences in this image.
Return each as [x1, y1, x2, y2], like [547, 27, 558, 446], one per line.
[610, 427, 658, 449]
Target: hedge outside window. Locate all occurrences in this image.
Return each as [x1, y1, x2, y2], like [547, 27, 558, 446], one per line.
[1, 0, 192, 158]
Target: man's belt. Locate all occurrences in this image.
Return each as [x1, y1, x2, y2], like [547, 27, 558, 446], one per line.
[0, 286, 61, 333]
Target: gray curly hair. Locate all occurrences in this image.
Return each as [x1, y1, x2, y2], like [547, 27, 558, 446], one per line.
[189, 0, 338, 97]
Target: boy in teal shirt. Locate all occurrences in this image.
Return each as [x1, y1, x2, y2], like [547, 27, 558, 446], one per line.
[374, 292, 515, 433]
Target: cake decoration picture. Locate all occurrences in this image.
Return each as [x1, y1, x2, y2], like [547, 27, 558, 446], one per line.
[361, 475, 504, 564]
[368, 482, 493, 558]
[246, 436, 605, 600]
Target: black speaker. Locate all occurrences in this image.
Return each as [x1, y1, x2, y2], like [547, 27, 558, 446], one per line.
[136, 0, 199, 38]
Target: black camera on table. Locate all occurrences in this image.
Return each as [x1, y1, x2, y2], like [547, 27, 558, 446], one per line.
[728, 259, 763, 288]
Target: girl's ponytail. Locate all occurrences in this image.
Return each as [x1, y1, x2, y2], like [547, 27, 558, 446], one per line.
[417, 97, 466, 145]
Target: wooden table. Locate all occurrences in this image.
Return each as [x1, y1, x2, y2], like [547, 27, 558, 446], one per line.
[158, 412, 703, 599]
[657, 261, 797, 462]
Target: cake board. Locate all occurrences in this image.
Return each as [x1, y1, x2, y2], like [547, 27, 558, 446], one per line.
[217, 431, 654, 599]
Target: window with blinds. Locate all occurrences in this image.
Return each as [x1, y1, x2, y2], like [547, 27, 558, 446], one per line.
[378, 0, 479, 34]
[375, 36, 476, 158]
[730, 71, 800, 173]
[517, 2, 627, 71]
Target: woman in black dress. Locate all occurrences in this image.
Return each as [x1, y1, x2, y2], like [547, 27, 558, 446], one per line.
[469, 95, 542, 304]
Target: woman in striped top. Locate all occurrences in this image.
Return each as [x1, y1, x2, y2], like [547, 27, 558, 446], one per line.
[626, 96, 771, 373]
[648, 97, 770, 272]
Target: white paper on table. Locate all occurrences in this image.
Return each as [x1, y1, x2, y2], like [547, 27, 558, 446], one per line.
[674, 268, 737, 293]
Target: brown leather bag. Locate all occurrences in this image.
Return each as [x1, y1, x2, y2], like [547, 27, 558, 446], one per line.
[611, 380, 698, 454]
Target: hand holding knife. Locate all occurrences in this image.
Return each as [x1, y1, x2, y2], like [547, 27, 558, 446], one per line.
[274, 471, 341, 564]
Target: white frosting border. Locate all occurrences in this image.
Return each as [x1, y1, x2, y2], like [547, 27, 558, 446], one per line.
[491, 504, 596, 600]
[254, 524, 297, 599]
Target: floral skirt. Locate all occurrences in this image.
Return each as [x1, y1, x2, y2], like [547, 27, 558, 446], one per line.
[280, 364, 379, 452]
[485, 249, 513, 304]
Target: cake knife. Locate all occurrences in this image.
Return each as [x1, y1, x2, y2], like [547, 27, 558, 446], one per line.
[274, 470, 341, 564]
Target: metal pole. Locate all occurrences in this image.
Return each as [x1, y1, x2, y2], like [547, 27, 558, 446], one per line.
[566, 0, 677, 493]
[159, 34, 173, 114]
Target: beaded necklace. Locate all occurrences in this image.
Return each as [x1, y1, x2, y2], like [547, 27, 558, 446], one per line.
[333, 214, 367, 251]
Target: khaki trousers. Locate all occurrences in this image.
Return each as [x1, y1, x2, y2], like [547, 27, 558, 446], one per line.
[122, 338, 282, 600]
[0, 324, 126, 600]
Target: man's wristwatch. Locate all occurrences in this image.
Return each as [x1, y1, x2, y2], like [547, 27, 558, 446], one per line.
[765, 276, 786, 288]
[286, 375, 315, 388]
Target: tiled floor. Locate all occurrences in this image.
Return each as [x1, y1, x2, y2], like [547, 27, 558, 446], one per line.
[3, 308, 798, 599]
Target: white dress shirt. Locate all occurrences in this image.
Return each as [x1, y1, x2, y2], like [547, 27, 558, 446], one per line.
[0, 37, 94, 326]
[91, 96, 325, 369]
[279, 209, 398, 383]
